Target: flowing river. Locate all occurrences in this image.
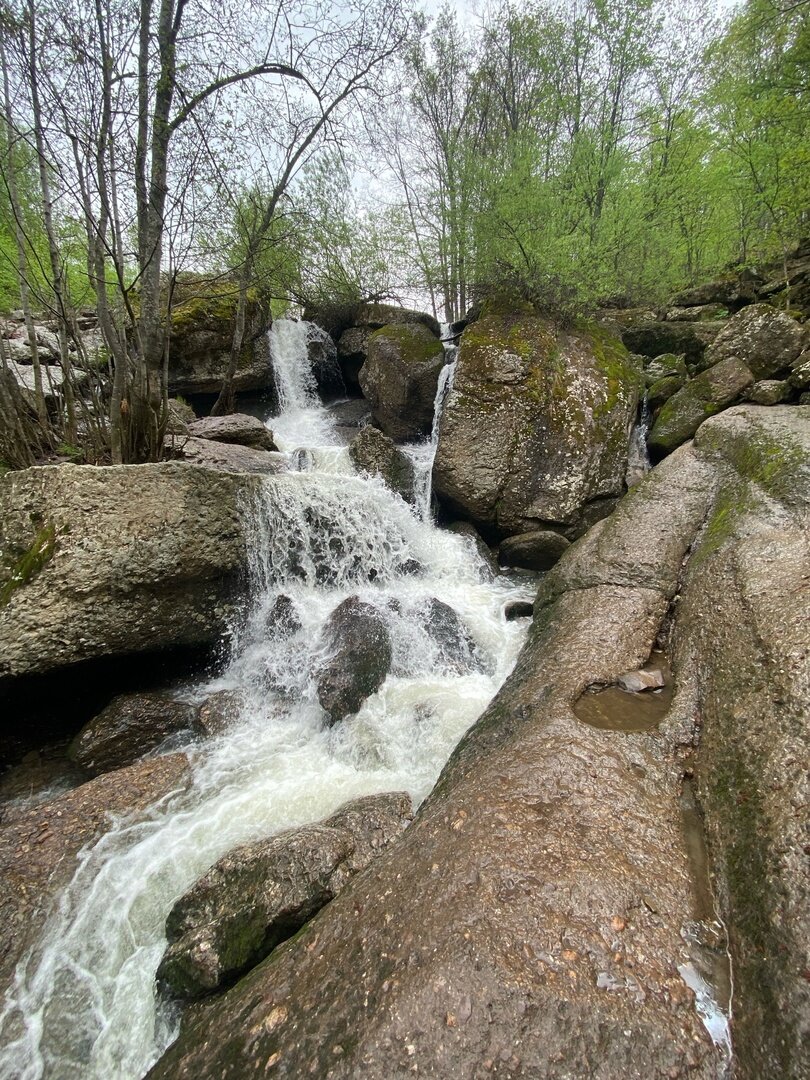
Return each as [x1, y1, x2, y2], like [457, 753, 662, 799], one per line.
[0, 319, 533, 1079]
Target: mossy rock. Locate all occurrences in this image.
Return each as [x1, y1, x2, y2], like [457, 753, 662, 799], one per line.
[433, 302, 642, 535]
[358, 323, 445, 441]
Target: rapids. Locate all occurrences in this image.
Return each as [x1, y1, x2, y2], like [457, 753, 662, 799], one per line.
[0, 319, 533, 1080]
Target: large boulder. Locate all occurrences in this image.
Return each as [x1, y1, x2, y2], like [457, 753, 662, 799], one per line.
[358, 323, 446, 441]
[186, 414, 277, 451]
[498, 529, 571, 570]
[151, 405, 810, 1080]
[157, 792, 412, 999]
[315, 597, 393, 725]
[647, 356, 754, 456]
[433, 302, 641, 537]
[670, 273, 759, 311]
[673, 407, 810, 1079]
[0, 463, 258, 679]
[353, 302, 441, 339]
[701, 303, 804, 379]
[0, 753, 190, 991]
[68, 692, 199, 776]
[348, 426, 416, 504]
[167, 281, 272, 396]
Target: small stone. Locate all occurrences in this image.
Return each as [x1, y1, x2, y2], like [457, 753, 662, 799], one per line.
[616, 668, 666, 693]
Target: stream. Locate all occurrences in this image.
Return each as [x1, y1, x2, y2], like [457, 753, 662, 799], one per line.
[0, 319, 533, 1079]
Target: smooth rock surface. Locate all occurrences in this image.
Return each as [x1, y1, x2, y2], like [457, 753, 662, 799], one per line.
[0, 464, 257, 678]
[69, 692, 198, 775]
[434, 303, 641, 536]
[674, 405, 810, 1079]
[157, 792, 412, 999]
[358, 322, 446, 442]
[498, 529, 571, 571]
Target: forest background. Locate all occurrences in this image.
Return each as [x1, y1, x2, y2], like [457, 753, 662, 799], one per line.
[0, 0, 807, 462]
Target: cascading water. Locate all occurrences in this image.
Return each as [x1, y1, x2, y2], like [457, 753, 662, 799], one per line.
[0, 318, 534, 1080]
[626, 392, 652, 488]
[406, 327, 458, 520]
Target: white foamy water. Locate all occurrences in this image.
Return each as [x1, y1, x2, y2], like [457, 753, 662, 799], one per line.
[0, 320, 533, 1080]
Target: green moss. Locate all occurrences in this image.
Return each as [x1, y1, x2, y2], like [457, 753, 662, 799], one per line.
[699, 424, 808, 504]
[580, 320, 643, 416]
[0, 522, 57, 607]
[369, 322, 443, 365]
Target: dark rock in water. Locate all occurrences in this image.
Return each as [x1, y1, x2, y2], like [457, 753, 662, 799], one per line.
[328, 397, 371, 429]
[648, 356, 754, 455]
[69, 692, 198, 775]
[446, 520, 499, 578]
[167, 436, 285, 475]
[616, 667, 666, 693]
[0, 463, 256, 680]
[187, 413, 277, 451]
[348, 426, 416, 504]
[0, 754, 190, 994]
[433, 304, 641, 538]
[157, 791, 412, 998]
[264, 594, 302, 637]
[503, 600, 534, 621]
[196, 690, 246, 737]
[498, 529, 570, 571]
[306, 323, 345, 398]
[420, 597, 482, 674]
[358, 323, 446, 441]
[336, 326, 372, 391]
[315, 597, 393, 725]
[700, 303, 804, 379]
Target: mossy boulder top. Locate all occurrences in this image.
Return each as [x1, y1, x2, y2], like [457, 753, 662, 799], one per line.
[432, 302, 643, 537]
[358, 322, 447, 442]
[167, 280, 272, 396]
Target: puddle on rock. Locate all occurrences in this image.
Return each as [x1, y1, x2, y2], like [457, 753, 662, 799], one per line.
[573, 652, 673, 732]
[679, 778, 733, 1067]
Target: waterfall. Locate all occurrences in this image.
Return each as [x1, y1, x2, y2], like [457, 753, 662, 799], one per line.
[0, 317, 534, 1080]
[626, 392, 651, 488]
[267, 319, 341, 453]
[406, 334, 458, 520]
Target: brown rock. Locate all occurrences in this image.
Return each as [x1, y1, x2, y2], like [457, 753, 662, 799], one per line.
[187, 414, 277, 451]
[69, 692, 198, 775]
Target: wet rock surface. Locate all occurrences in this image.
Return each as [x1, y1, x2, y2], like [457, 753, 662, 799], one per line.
[358, 322, 446, 441]
[348, 425, 417, 504]
[157, 792, 412, 999]
[434, 303, 641, 536]
[315, 597, 393, 725]
[69, 692, 198, 775]
[186, 414, 277, 451]
[0, 463, 259, 679]
[420, 597, 482, 674]
[151, 434, 724, 1080]
[0, 754, 191, 993]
